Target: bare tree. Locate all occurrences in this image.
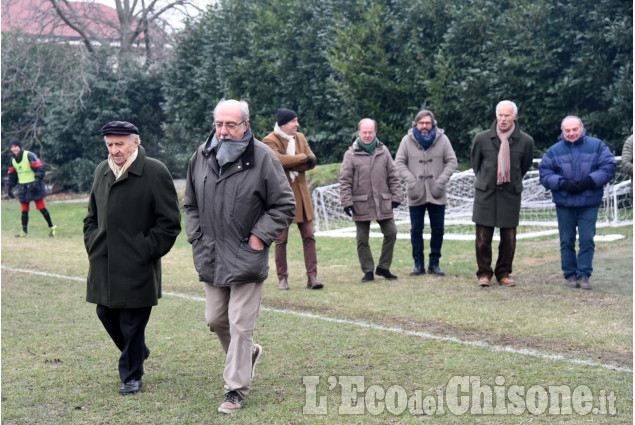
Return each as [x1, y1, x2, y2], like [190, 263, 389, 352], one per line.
[1, 31, 92, 154]
[51, 0, 203, 63]
[2, 0, 203, 65]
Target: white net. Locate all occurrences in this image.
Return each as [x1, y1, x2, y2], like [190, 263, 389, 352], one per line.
[312, 158, 632, 240]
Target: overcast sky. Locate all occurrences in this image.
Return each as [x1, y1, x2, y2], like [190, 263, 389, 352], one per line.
[93, 0, 211, 29]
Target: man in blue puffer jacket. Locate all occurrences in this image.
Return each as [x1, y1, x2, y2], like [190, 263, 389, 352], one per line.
[539, 116, 616, 290]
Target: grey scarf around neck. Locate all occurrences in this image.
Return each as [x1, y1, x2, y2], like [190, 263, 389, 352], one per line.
[209, 127, 252, 169]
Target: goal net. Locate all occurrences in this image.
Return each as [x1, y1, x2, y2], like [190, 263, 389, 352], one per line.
[312, 158, 632, 240]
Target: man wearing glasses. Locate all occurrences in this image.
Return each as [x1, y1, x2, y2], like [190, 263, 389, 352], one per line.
[395, 110, 457, 277]
[184, 99, 295, 414]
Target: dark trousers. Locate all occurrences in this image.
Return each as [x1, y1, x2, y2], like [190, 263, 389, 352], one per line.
[96, 305, 152, 383]
[475, 225, 517, 280]
[409, 203, 446, 269]
[274, 217, 318, 279]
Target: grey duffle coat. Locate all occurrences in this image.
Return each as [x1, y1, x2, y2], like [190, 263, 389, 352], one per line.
[395, 127, 458, 207]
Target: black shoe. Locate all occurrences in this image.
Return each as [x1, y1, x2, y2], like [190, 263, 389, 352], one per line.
[119, 379, 142, 394]
[578, 275, 592, 290]
[375, 267, 398, 280]
[427, 265, 445, 276]
[410, 266, 425, 276]
[361, 272, 374, 282]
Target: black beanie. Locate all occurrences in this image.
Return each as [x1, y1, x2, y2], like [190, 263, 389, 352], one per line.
[276, 108, 298, 126]
[9, 138, 21, 149]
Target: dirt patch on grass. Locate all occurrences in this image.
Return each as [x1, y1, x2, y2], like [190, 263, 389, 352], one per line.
[264, 243, 633, 368]
[514, 243, 633, 299]
[264, 297, 632, 368]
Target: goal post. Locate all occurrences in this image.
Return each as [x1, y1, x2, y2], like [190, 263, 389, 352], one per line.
[312, 158, 632, 240]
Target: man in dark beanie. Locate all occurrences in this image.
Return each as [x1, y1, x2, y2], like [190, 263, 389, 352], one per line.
[6, 138, 56, 237]
[83, 120, 181, 394]
[263, 108, 324, 290]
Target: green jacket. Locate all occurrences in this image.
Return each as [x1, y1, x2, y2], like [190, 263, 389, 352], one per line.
[470, 121, 534, 228]
[83, 145, 181, 308]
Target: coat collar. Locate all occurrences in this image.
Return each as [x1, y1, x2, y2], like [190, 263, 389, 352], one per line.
[352, 139, 385, 154]
[202, 130, 256, 179]
[103, 145, 146, 179]
[127, 145, 146, 176]
[488, 120, 521, 140]
[487, 120, 521, 149]
[407, 127, 445, 148]
[270, 131, 289, 149]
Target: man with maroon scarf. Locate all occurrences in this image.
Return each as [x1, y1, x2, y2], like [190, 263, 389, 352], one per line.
[470, 101, 534, 287]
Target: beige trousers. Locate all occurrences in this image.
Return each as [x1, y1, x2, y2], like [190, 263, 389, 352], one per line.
[204, 281, 263, 397]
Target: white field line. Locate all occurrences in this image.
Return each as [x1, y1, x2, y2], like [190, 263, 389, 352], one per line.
[3, 265, 632, 374]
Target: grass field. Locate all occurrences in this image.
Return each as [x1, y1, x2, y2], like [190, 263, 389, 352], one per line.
[1, 197, 633, 424]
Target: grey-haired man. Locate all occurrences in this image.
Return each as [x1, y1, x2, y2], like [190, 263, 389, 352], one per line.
[184, 99, 295, 413]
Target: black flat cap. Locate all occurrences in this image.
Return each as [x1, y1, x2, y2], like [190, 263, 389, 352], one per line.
[101, 121, 139, 136]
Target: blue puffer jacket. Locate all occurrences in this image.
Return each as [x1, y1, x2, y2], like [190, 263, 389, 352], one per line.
[539, 133, 616, 208]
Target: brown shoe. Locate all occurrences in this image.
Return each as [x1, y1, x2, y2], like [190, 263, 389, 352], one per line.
[277, 277, 289, 290]
[478, 276, 490, 287]
[307, 275, 323, 290]
[218, 391, 243, 414]
[497, 276, 516, 287]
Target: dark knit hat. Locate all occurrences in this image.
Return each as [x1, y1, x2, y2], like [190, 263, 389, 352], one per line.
[101, 121, 139, 136]
[9, 138, 22, 148]
[276, 108, 298, 126]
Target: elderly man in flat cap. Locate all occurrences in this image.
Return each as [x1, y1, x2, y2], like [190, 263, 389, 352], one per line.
[83, 121, 181, 394]
[263, 108, 324, 290]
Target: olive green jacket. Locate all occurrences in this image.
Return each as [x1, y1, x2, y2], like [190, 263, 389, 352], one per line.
[83, 145, 181, 308]
[470, 121, 534, 228]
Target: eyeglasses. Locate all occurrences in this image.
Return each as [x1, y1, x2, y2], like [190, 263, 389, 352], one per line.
[214, 121, 245, 130]
[417, 121, 433, 126]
